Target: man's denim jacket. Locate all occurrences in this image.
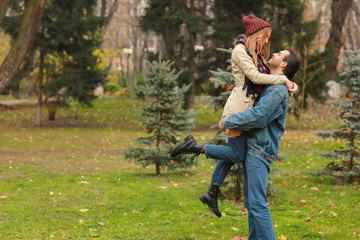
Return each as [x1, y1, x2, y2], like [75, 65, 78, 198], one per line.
[223, 84, 289, 162]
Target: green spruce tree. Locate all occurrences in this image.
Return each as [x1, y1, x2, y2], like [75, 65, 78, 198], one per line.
[40, 0, 106, 108]
[125, 58, 195, 175]
[314, 50, 360, 183]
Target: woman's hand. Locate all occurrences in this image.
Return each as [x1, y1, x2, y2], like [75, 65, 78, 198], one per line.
[288, 82, 300, 97]
[285, 79, 294, 90]
[286, 80, 300, 96]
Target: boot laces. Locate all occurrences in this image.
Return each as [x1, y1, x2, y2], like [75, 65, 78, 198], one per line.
[190, 153, 200, 167]
[216, 189, 225, 204]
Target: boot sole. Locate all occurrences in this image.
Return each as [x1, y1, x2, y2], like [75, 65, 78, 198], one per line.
[198, 195, 221, 218]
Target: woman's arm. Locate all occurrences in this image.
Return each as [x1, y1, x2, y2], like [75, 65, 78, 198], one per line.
[233, 45, 290, 86]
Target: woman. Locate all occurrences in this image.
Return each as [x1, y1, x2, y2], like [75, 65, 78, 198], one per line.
[171, 16, 299, 218]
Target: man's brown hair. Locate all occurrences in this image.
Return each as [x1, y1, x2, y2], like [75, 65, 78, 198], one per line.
[283, 48, 302, 81]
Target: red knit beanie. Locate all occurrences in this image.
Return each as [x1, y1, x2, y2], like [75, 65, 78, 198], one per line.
[242, 15, 270, 35]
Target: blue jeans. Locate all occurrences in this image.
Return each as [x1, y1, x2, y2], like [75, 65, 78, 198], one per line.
[204, 132, 247, 186]
[243, 154, 275, 240]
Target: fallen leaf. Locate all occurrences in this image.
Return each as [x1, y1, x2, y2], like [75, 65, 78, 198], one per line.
[319, 209, 325, 214]
[294, 210, 302, 213]
[282, 180, 288, 186]
[80, 209, 89, 212]
[97, 222, 104, 227]
[78, 181, 90, 184]
[0, 196, 7, 199]
[99, 202, 107, 206]
[329, 201, 335, 207]
[310, 187, 318, 191]
[306, 218, 311, 222]
[278, 235, 287, 240]
[231, 226, 238, 231]
[330, 212, 339, 217]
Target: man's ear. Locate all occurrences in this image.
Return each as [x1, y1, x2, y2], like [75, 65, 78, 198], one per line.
[280, 61, 288, 70]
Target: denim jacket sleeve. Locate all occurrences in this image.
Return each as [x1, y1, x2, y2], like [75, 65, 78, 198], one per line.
[223, 85, 288, 129]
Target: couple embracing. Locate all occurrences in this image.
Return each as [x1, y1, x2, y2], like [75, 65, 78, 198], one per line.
[171, 15, 302, 239]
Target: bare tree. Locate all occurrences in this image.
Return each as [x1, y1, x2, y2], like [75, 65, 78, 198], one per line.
[324, 0, 354, 81]
[100, 0, 120, 28]
[0, 0, 10, 26]
[0, 0, 46, 92]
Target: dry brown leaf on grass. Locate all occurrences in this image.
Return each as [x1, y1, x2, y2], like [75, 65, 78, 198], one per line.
[330, 212, 339, 217]
[299, 199, 307, 206]
[279, 235, 287, 240]
[231, 235, 247, 240]
[98, 222, 104, 227]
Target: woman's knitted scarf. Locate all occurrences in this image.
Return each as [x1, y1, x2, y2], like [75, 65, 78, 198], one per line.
[236, 33, 270, 106]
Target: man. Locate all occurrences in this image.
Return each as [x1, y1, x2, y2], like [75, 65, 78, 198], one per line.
[219, 48, 301, 239]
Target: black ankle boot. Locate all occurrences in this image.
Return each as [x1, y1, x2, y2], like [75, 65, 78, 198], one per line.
[198, 185, 222, 218]
[170, 135, 203, 160]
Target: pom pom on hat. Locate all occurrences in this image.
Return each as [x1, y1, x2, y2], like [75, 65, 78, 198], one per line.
[242, 15, 270, 35]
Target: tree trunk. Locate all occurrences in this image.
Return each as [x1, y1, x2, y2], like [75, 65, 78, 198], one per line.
[0, 0, 10, 26]
[155, 162, 160, 175]
[162, 29, 180, 62]
[324, 0, 354, 81]
[188, 0, 196, 112]
[36, 50, 45, 126]
[36, 90, 43, 125]
[75, 101, 80, 119]
[0, 0, 45, 92]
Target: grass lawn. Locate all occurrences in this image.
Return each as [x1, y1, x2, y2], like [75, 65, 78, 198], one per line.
[0, 96, 359, 239]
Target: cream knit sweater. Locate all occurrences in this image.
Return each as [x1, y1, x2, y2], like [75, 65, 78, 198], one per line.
[222, 44, 288, 117]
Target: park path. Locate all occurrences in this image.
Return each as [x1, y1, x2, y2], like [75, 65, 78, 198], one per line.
[0, 99, 36, 105]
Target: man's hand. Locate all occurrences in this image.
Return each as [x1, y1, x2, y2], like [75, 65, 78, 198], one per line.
[219, 117, 225, 131]
[225, 129, 242, 138]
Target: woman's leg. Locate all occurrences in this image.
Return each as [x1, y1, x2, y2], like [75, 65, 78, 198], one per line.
[198, 133, 247, 218]
[206, 132, 247, 186]
[205, 132, 247, 164]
